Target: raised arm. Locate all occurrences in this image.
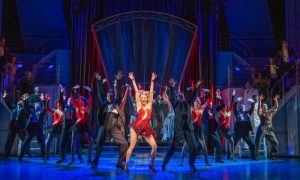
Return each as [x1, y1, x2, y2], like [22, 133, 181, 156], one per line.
[269, 95, 279, 115]
[95, 72, 106, 104]
[190, 80, 202, 103]
[234, 96, 243, 119]
[58, 84, 66, 107]
[129, 72, 140, 107]
[3, 91, 15, 111]
[72, 85, 80, 109]
[114, 71, 123, 101]
[247, 97, 256, 115]
[228, 89, 236, 112]
[45, 94, 55, 113]
[82, 86, 93, 111]
[147, 72, 157, 107]
[120, 85, 129, 110]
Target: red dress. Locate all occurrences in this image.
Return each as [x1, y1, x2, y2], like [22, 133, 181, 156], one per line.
[130, 108, 156, 138]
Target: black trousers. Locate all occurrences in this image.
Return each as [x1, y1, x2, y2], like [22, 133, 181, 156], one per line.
[70, 124, 93, 161]
[163, 129, 197, 166]
[207, 131, 222, 161]
[234, 133, 255, 158]
[93, 125, 128, 165]
[255, 124, 278, 158]
[59, 128, 72, 160]
[194, 128, 209, 163]
[181, 128, 209, 164]
[45, 125, 61, 159]
[5, 121, 30, 156]
[20, 122, 45, 158]
[221, 127, 234, 159]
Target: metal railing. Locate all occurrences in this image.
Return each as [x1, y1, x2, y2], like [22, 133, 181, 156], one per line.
[32, 30, 67, 61]
[228, 62, 300, 104]
[1, 63, 60, 95]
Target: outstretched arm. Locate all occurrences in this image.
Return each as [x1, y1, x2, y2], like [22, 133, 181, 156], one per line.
[120, 85, 129, 110]
[190, 80, 202, 103]
[129, 72, 140, 108]
[45, 95, 55, 113]
[3, 91, 15, 111]
[229, 89, 236, 112]
[94, 72, 106, 104]
[114, 71, 123, 101]
[147, 72, 157, 107]
[269, 95, 279, 115]
[72, 85, 80, 109]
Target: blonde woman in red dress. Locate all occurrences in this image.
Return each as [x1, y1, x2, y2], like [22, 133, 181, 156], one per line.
[124, 72, 157, 172]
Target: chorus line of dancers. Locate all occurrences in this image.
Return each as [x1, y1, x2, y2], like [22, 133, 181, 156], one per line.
[2, 71, 280, 172]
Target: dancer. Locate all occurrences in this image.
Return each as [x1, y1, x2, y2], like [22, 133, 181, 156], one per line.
[56, 85, 78, 163]
[44, 93, 64, 162]
[233, 96, 256, 160]
[92, 71, 129, 170]
[161, 88, 175, 142]
[255, 94, 279, 160]
[180, 96, 211, 166]
[218, 89, 236, 160]
[152, 95, 166, 140]
[162, 78, 201, 172]
[69, 85, 94, 165]
[3, 91, 30, 159]
[205, 97, 224, 163]
[18, 94, 46, 161]
[124, 72, 157, 172]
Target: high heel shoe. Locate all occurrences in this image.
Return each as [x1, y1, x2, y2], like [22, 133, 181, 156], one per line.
[149, 164, 157, 173]
[124, 163, 129, 172]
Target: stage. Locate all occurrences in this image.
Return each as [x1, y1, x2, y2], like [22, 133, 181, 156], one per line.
[0, 146, 299, 180]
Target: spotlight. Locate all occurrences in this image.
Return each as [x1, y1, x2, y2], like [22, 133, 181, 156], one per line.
[48, 65, 54, 69]
[235, 67, 240, 71]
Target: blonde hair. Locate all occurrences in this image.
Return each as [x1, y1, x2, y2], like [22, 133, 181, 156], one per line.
[139, 90, 150, 98]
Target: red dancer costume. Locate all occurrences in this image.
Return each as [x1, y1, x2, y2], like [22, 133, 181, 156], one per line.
[45, 94, 64, 161]
[125, 72, 157, 172]
[69, 85, 94, 165]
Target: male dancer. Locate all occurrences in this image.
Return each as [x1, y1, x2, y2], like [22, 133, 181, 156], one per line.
[162, 78, 201, 172]
[56, 85, 78, 163]
[255, 95, 279, 160]
[92, 71, 128, 170]
[18, 94, 47, 161]
[3, 91, 30, 158]
[233, 96, 256, 160]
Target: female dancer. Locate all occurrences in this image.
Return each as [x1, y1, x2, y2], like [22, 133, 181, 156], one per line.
[44, 94, 64, 161]
[161, 90, 175, 142]
[180, 97, 210, 166]
[69, 85, 94, 165]
[124, 72, 157, 172]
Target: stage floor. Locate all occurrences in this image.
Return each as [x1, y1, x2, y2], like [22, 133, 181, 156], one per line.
[0, 150, 299, 180]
